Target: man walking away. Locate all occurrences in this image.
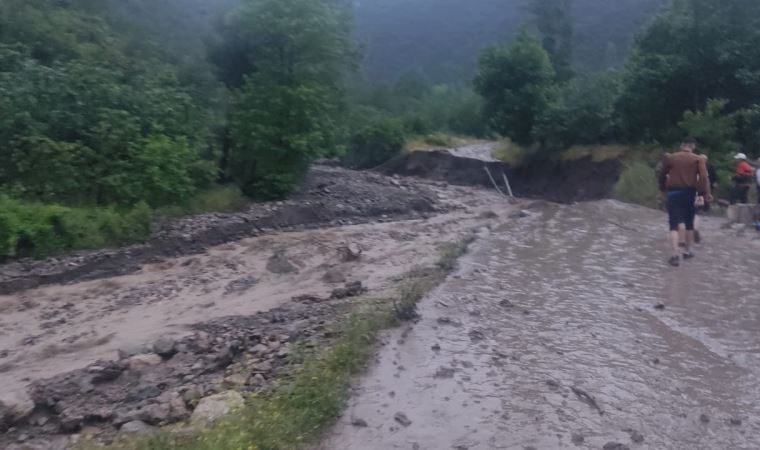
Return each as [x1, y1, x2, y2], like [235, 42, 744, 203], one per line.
[731, 153, 753, 204]
[658, 138, 711, 267]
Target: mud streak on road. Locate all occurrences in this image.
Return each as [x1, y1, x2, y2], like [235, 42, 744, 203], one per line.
[323, 201, 760, 450]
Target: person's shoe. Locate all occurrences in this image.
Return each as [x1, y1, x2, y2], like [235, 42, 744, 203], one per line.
[668, 256, 681, 267]
[683, 251, 695, 260]
[694, 230, 702, 244]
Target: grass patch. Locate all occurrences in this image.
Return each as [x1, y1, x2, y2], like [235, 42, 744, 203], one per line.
[613, 161, 660, 207]
[102, 237, 474, 450]
[492, 138, 530, 165]
[404, 133, 484, 152]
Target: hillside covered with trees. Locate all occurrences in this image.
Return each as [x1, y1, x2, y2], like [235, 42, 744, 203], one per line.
[2, 0, 760, 260]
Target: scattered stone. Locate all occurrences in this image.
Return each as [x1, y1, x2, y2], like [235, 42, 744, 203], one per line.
[254, 360, 273, 373]
[223, 374, 249, 389]
[153, 336, 177, 359]
[434, 367, 456, 379]
[468, 329, 485, 341]
[182, 386, 203, 407]
[266, 252, 299, 274]
[510, 210, 529, 219]
[431, 343, 441, 352]
[331, 281, 366, 299]
[117, 344, 150, 360]
[59, 408, 84, 432]
[127, 354, 163, 373]
[223, 276, 258, 295]
[651, 358, 660, 365]
[699, 413, 710, 424]
[546, 380, 560, 389]
[120, 420, 156, 436]
[351, 418, 368, 427]
[292, 294, 324, 304]
[436, 317, 460, 326]
[729, 417, 742, 426]
[190, 391, 245, 425]
[167, 392, 190, 421]
[339, 243, 363, 262]
[88, 361, 125, 383]
[654, 303, 666, 310]
[322, 269, 347, 284]
[602, 443, 630, 450]
[394, 412, 412, 427]
[630, 431, 644, 444]
[571, 433, 585, 445]
[140, 403, 170, 425]
[479, 210, 498, 219]
[499, 299, 515, 308]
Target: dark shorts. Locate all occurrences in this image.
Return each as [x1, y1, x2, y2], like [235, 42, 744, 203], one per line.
[667, 188, 697, 231]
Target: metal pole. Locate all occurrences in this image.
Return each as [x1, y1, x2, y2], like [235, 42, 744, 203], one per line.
[502, 172, 514, 198]
[484, 166, 505, 197]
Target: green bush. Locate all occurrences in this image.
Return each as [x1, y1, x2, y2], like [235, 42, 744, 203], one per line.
[0, 197, 153, 259]
[613, 161, 659, 207]
[342, 119, 405, 169]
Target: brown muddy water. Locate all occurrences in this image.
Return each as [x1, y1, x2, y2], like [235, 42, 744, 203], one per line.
[322, 201, 760, 450]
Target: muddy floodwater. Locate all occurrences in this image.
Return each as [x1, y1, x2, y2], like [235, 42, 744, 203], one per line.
[323, 201, 760, 450]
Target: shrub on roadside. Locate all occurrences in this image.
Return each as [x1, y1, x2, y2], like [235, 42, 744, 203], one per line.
[0, 197, 152, 259]
[342, 119, 405, 169]
[613, 161, 659, 207]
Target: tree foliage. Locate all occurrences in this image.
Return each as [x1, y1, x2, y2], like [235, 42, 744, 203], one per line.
[474, 34, 557, 145]
[531, 0, 574, 81]
[226, 0, 356, 199]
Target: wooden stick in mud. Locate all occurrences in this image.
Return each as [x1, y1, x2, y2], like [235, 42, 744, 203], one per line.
[484, 166, 505, 197]
[501, 172, 514, 198]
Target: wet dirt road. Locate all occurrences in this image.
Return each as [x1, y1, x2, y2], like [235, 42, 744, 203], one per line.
[323, 201, 760, 450]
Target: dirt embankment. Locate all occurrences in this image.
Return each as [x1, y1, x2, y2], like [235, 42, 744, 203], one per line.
[0, 166, 440, 296]
[379, 150, 622, 203]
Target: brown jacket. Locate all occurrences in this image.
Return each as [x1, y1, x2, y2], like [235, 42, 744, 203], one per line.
[658, 151, 710, 195]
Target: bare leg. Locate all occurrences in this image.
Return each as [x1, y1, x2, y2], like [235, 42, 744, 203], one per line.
[669, 231, 681, 257]
[684, 230, 694, 253]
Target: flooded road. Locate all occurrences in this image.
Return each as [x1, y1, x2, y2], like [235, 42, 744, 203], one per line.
[322, 201, 760, 449]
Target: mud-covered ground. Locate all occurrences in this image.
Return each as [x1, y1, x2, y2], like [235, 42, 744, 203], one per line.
[0, 171, 511, 449]
[0, 166, 442, 295]
[323, 201, 760, 450]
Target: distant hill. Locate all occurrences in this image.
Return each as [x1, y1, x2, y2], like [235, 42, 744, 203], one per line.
[355, 0, 670, 82]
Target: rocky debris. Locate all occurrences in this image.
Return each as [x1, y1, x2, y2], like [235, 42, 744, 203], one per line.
[394, 412, 412, 427]
[571, 387, 603, 415]
[119, 420, 156, 436]
[331, 281, 366, 299]
[266, 251, 299, 274]
[510, 210, 530, 219]
[190, 391, 245, 426]
[571, 433, 585, 445]
[0, 390, 35, 429]
[729, 417, 742, 426]
[468, 329, 485, 341]
[546, 380, 560, 389]
[351, 418, 368, 427]
[3, 300, 351, 447]
[699, 413, 710, 423]
[322, 268, 347, 284]
[436, 317, 461, 327]
[223, 276, 258, 295]
[292, 294, 325, 304]
[153, 336, 178, 359]
[431, 343, 442, 352]
[654, 303, 665, 310]
[0, 165, 441, 295]
[338, 243, 363, 262]
[128, 354, 163, 373]
[602, 443, 630, 450]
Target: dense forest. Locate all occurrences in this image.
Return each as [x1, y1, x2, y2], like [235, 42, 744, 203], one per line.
[2, 0, 760, 259]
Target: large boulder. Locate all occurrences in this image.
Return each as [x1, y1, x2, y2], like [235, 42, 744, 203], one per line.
[0, 390, 35, 428]
[190, 391, 245, 426]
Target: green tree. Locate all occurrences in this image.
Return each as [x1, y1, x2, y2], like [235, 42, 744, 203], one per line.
[678, 99, 739, 158]
[342, 119, 405, 169]
[474, 34, 556, 145]
[617, 0, 760, 141]
[531, 0, 574, 81]
[228, 0, 356, 199]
